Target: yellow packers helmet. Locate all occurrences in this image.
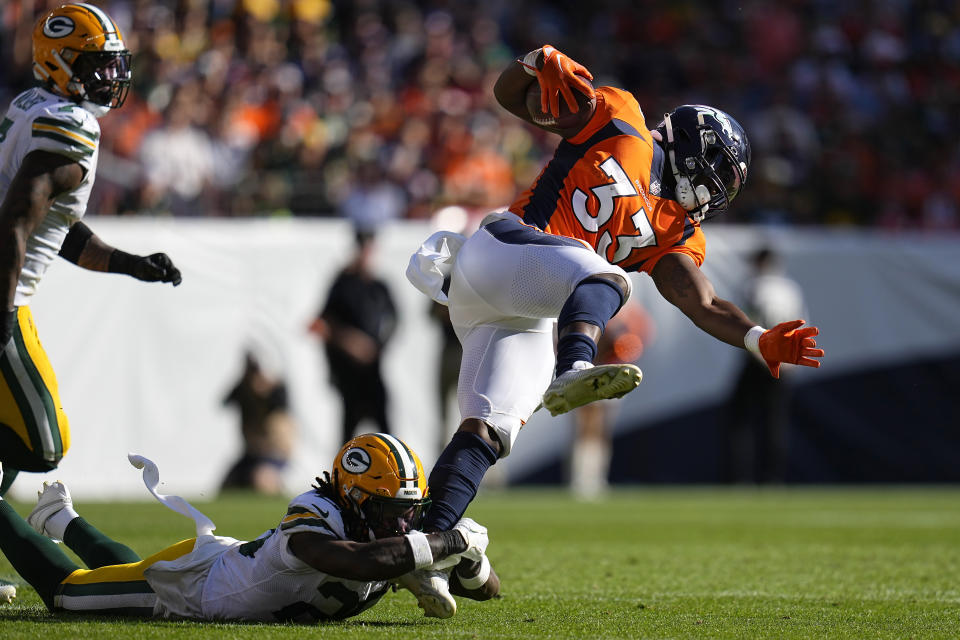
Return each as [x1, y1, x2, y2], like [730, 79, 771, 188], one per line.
[332, 433, 430, 539]
[32, 3, 131, 109]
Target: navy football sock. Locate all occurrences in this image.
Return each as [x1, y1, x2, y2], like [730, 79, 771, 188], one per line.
[555, 278, 625, 376]
[557, 278, 624, 332]
[423, 432, 499, 532]
[555, 332, 599, 377]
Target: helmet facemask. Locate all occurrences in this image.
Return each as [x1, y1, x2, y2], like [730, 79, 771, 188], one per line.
[354, 490, 430, 539]
[70, 50, 132, 109]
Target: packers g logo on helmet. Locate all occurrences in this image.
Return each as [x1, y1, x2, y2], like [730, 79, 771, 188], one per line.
[42, 16, 76, 38]
[340, 447, 372, 474]
[331, 433, 430, 539]
[32, 3, 132, 110]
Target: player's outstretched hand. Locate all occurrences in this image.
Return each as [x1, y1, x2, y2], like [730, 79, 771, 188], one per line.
[758, 320, 824, 379]
[537, 45, 594, 118]
[453, 517, 489, 562]
[131, 253, 182, 287]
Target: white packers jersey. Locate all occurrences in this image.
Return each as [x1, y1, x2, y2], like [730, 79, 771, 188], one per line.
[0, 87, 100, 306]
[149, 489, 390, 622]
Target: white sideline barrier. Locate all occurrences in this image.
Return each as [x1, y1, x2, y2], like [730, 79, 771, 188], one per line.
[8, 219, 960, 499]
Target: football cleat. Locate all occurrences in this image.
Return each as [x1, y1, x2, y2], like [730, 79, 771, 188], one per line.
[395, 568, 457, 619]
[542, 361, 642, 416]
[27, 481, 73, 542]
[0, 580, 15, 604]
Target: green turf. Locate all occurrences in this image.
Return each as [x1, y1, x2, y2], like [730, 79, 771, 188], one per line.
[1, 487, 958, 639]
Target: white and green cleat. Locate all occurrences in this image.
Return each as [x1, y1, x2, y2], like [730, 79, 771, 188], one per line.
[542, 362, 643, 416]
[395, 568, 456, 619]
[0, 580, 15, 604]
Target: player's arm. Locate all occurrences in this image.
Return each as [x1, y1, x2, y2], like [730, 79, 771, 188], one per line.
[288, 529, 467, 582]
[651, 252, 823, 378]
[449, 556, 501, 601]
[58, 221, 182, 286]
[0, 150, 83, 340]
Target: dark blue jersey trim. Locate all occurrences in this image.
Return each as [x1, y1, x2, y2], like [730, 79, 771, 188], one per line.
[651, 141, 675, 200]
[679, 217, 697, 245]
[522, 118, 646, 229]
[484, 219, 586, 248]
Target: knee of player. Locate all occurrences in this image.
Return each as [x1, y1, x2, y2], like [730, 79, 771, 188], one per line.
[456, 419, 504, 457]
[587, 272, 630, 302]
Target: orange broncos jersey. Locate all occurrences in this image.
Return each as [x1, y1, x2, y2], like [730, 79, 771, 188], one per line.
[508, 86, 705, 274]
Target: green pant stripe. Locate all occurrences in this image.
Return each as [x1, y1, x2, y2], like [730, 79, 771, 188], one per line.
[12, 326, 62, 459]
[60, 580, 154, 597]
[0, 346, 45, 457]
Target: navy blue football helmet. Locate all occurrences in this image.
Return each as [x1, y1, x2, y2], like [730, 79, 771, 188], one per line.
[656, 105, 751, 222]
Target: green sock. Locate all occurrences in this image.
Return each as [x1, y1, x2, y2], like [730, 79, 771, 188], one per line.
[0, 500, 77, 609]
[63, 517, 141, 568]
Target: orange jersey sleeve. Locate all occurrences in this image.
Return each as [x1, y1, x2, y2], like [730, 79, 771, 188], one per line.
[508, 86, 705, 273]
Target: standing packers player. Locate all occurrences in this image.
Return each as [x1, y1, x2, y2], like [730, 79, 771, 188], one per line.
[0, 433, 498, 621]
[0, 4, 182, 497]
[405, 45, 825, 603]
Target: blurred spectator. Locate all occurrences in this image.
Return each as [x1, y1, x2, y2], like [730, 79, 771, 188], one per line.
[309, 229, 397, 443]
[221, 352, 296, 495]
[2, 1, 958, 227]
[138, 82, 216, 216]
[722, 247, 807, 484]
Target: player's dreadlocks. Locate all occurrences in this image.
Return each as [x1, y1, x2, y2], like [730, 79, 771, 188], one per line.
[312, 470, 367, 540]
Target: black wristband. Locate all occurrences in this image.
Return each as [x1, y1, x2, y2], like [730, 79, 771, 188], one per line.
[435, 529, 467, 557]
[108, 249, 137, 275]
[0, 308, 17, 345]
[58, 222, 94, 264]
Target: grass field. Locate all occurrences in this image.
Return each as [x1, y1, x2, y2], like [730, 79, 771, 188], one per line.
[0, 487, 958, 639]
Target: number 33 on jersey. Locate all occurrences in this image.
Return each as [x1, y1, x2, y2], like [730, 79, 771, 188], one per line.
[508, 86, 706, 274]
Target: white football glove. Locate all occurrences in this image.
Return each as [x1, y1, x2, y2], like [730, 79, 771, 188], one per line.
[453, 517, 488, 562]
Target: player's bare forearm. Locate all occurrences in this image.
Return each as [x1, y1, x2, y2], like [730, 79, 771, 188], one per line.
[59, 222, 113, 271]
[288, 530, 466, 581]
[493, 56, 538, 120]
[450, 557, 501, 601]
[651, 252, 755, 349]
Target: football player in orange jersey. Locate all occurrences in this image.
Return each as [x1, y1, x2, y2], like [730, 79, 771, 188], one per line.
[403, 45, 823, 608]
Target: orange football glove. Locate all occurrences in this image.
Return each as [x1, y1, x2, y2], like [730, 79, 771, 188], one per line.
[536, 45, 595, 118]
[757, 320, 824, 379]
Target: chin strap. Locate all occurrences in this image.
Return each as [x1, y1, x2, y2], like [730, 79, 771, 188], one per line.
[663, 112, 711, 222]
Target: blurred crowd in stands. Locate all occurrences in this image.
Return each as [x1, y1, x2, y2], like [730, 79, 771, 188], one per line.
[2, 0, 958, 228]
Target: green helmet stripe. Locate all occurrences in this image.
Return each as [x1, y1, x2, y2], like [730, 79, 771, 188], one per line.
[74, 3, 119, 40]
[374, 433, 417, 489]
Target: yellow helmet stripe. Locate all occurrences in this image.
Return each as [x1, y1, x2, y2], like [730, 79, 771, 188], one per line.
[373, 433, 418, 488]
[74, 3, 121, 41]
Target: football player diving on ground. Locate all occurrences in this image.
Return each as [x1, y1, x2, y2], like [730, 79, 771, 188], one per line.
[404, 44, 824, 607]
[0, 4, 182, 498]
[0, 433, 499, 621]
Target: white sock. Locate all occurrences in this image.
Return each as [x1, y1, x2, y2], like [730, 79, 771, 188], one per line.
[45, 506, 80, 541]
